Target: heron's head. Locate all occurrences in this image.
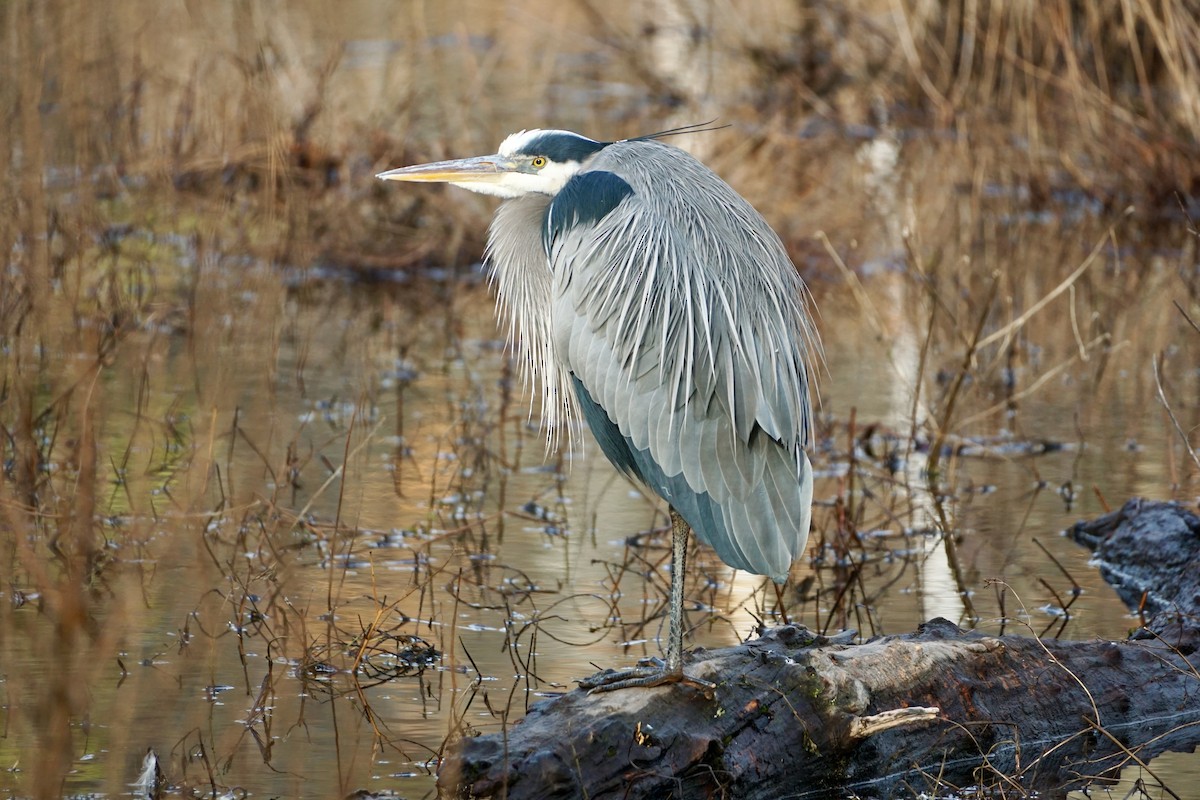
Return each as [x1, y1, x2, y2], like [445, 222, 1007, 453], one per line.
[376, 129, 608, 199]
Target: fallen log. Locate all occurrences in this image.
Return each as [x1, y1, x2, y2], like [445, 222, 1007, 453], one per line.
[439, 499, 1200, 798]
[1068, 496, 1200, 620]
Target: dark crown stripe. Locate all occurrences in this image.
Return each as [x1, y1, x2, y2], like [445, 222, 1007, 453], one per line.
[516, 132, 608, 163]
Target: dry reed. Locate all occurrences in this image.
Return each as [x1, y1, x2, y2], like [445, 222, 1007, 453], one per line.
[1, 1, 1197, 797]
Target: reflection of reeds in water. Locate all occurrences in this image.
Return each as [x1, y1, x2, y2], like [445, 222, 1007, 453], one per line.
[1, 1, 1198, 797]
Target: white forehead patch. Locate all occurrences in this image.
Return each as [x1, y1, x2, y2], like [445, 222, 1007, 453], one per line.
[498, 129, 538, 156]
[497, 128, 595, 157]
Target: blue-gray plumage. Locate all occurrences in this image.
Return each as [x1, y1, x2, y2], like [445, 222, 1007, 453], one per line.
[543, 171, 634, 248]
[377, 127, 820, 692]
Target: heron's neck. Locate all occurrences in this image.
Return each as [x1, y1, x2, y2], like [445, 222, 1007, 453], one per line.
[485, 195, 579, 449]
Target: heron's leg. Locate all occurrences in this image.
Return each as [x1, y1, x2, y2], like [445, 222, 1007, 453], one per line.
[578, 507, 714, 695]
[663, 505, 688, 672]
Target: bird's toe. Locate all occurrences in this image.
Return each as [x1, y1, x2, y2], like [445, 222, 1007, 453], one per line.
[578, 662, 714, 697]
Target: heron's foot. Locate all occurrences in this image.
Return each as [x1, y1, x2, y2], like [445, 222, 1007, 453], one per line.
[578, 657, 716, 697]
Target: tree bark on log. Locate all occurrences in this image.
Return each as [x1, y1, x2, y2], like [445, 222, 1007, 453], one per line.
[438, 499, 1200, 798]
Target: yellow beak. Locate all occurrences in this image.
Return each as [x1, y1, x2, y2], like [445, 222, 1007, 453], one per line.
[376, 155, 513, 184]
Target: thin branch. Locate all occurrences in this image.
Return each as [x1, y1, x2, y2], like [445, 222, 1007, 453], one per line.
[1153, 352, 1200, 474]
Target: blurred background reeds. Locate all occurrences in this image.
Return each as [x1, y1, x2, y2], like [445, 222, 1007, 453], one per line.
[1, 1, 1197, 797]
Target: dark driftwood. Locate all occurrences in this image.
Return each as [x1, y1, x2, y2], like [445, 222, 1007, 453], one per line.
[438, 499, 1200, 798]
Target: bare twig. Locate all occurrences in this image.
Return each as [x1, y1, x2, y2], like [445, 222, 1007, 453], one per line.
[1153, 352, 1200, 474]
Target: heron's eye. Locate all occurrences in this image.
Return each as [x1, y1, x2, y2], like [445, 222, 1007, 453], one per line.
[531, 156, 547, 169]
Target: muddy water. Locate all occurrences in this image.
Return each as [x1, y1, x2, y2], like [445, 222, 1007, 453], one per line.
[2, 213, 1197, 798]
[2, 0, 1199, 795]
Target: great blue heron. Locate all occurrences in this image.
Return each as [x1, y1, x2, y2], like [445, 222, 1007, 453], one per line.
[377, 126, 819, 692]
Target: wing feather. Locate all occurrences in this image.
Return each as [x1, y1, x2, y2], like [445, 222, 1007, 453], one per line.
[542, 144, 820, 580]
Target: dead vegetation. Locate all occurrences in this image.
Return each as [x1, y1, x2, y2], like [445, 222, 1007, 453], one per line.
[0, 1, 1198, 798]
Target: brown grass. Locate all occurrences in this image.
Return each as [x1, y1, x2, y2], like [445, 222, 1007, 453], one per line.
[1, 0, 1198, 796]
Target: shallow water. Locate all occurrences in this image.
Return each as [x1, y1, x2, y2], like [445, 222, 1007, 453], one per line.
[3, 214, 1197, 798]
[3, 1, 1200, 797]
